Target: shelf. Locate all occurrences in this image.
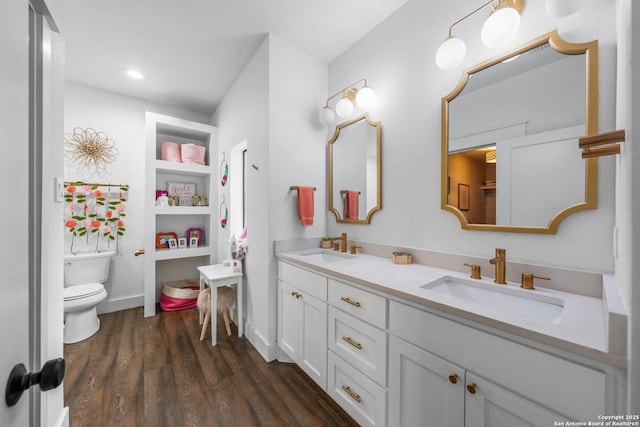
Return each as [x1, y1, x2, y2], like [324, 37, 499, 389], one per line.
[155, 246, 212, 261]
[155, 159, 211, 176]
[155, 206, 212, 215]
[481, 184, 496, 191]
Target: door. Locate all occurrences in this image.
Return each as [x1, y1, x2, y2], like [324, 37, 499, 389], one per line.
[465, 371, 563, 427]
[1, 1, 32, 425]
[298, 291, 327, 389]
[277, 280, 299, 361]
[388, 336, 465, 427]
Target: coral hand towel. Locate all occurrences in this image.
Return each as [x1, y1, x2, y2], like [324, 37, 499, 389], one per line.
[345, 190, 359, 219]
[297, 186, 314, 226]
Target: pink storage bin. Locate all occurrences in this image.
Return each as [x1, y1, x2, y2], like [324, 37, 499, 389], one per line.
[160, 141, 181, 162]
[159, 279, 200, 311]
[181, 144, 206, 165]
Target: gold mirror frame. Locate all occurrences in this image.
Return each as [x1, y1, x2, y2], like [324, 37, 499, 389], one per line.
[328, 113, 382, 224]
[441, 30, 598, 234]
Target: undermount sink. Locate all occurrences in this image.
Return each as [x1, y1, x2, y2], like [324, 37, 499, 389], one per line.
[301, 250, 355, 263]
[421, 276, 565, 323]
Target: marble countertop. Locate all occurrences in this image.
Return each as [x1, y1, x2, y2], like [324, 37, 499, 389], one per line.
[277, 248, 626, 368]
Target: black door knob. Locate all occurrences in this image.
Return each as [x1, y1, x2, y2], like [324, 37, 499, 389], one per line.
[5, 358, 65, 407]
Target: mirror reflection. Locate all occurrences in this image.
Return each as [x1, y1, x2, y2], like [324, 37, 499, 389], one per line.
[329, 114, 381, 224]
[442, 31, 598, 233]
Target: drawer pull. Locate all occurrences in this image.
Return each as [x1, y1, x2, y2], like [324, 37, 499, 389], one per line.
[467, 383, 477, 394]
[341, 385, 361, 403]
[342, 336, 362, 350]
[340, 297, 361, 308]
[291, 291, 302, 299]
[448, 374, 458, 384]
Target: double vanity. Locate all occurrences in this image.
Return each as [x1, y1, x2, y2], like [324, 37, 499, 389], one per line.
[276, 242, 627, 427]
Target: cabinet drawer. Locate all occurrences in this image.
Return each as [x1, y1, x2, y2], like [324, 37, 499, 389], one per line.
[278, 261, 327, 300]
[389, 300, 606, 421]
[328, 279, 386, 329]
[328, 306, 387, 386]
[327, 351, 386, 427]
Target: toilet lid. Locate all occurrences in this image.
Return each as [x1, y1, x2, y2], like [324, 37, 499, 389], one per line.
[64, 283, 104, 301]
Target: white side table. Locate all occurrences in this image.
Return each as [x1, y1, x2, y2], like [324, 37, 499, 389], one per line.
[197, 264, 243, 346]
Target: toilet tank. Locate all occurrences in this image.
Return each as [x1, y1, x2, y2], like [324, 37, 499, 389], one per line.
[63, 251, 115, 286]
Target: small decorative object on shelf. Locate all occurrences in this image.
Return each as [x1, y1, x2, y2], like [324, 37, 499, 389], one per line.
[186, 228, 204, 246]
[167, 181, 196, 206]
[320, 238, 332, 249]
[189, 236, 199, 247]
[178, 238, 187, 249]
[168, 238, 178, 250]
[156, 232, 178, 249]
[392, 251, 412, 264]
[220, 152, 228, 186]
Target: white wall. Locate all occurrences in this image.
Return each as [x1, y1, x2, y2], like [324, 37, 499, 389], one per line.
[326, 0, 617, 274]
[212, 33, 327, 360]
[64, 83, 210, 313]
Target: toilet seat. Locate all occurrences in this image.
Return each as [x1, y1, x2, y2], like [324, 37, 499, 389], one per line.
[64, 283, 104, 301]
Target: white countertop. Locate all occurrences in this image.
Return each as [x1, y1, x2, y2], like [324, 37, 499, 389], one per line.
[277, 248, 626, 368]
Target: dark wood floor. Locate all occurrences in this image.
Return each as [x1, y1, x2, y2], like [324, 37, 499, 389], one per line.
[64, 306, 359, 427]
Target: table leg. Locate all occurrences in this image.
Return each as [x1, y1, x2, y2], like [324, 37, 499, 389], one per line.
[210, 284, 218, 346]
[199, 274, 206, 325]
[237, 280, 243, 338]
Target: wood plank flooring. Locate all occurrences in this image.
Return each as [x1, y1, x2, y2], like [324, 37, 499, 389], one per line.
[64, 306, 360, 427]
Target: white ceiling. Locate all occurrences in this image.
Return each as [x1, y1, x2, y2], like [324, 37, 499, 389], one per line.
[64, 0, 408, 115]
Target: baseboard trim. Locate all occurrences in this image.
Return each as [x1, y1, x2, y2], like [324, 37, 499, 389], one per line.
[97, 294, 143, 314]
[244, 321, 279, 362]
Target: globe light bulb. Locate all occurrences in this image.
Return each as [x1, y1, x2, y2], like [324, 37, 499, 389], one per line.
[435, 37, 466, 70]
[355, 87, 376, 109]
[481, 7, 521, 48]
[318, 106, 335, 125]
[335, 97, 354, 118]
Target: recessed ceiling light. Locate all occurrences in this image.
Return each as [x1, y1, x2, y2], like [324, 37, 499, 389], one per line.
[125, 68, 145, 80]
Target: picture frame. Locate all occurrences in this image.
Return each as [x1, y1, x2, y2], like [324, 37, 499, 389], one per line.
[458, 183, 470, 211]
[189, 236, 199, 248]
[186, 227, 204, 246]
[167, 181, 196, 206]
[168, 238, 178, 250]
[155, 232, 178, 249]
[178, 237, 187, 249]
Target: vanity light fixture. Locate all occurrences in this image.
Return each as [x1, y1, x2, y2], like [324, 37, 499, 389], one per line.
[318, 79, 375, 125]
[435, 0, 525, 70]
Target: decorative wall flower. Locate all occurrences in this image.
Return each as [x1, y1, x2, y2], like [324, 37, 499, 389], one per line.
[64, 128, 119, 177]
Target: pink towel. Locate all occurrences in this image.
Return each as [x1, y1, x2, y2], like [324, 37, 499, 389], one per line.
[345, 191, 359, 219]
[297, 186, 314, 226]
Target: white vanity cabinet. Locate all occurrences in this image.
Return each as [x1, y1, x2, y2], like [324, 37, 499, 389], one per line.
[388, 300, 621, 426]
[388, 335, 563, 427]
[277, 261, 328, 389]
[327, 279, 388, 427]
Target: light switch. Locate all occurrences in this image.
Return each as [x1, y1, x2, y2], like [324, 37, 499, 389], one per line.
[54, 176, 64, 203]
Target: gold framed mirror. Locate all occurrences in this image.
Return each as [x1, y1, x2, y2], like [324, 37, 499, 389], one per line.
[441, 30, 598, 234]
[328, 114, 381, 224]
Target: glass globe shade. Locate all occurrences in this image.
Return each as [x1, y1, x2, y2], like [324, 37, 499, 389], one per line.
[335, 98, 354, 118]
[355, 87, 376, 109]
[435, 37, 466, 70]
[545, 0, 583, 18]
[318, 107, 335, 125]
[481, 7, 521, 48]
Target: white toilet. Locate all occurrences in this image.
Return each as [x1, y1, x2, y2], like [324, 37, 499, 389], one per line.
[63, 251, 114, 344]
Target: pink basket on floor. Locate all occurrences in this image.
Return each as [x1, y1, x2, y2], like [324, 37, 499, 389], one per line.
[159, 280, 200, 311]
[160, 141, 181, 162]
[181, 144, 206, 165]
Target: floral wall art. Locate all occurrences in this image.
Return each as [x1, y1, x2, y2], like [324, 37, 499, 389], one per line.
[64, 182, 128, 254]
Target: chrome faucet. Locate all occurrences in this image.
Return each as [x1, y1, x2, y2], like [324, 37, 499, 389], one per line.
[330, 232, 347, 252]
[489, 248, 507, 285]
